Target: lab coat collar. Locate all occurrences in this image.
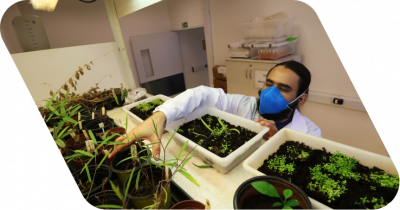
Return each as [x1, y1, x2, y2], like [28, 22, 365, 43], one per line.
[285, 109, 308, 133]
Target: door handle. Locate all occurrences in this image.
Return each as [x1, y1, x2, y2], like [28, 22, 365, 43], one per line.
[246, 69, 248, 79]
[250, 69, 252, 79]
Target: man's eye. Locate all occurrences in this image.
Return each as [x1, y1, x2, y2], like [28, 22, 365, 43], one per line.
[265, 83, 272, 87]
[279, 88, 287, 92]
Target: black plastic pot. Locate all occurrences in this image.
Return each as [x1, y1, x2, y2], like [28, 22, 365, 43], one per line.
[87, 190, 134, 209]
[84, 117, 114, 141]
[72, 165, 113, 198]
[110, 145, 151, 184]
[113, 96, 125, 107]
[124, 164, 172, 209]
[105, 98, 116, 110]
[233, 176, 312, 209]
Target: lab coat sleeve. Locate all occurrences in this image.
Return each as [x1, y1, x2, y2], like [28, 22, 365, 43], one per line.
[153, 86, 253, 127]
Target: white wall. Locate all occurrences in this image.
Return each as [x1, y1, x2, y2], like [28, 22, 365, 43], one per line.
[0, 2, 22, 54]
[11, 42, 129, 105]
[118, 0, 171, 87]
[166, 0, 204, 31]
[1, 0, 114, 53]
[177, 27, 209, 89]
[208, 0, 387, 156]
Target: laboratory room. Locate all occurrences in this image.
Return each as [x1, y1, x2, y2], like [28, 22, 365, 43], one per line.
[0, 0, 397, 209]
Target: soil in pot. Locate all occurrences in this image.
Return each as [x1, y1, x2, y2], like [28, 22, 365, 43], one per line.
[124, 165, 172, 209]
[243, 194, 303, 209]
[87, 190, 134, 209]
[257, 140, 399, 209]
[129, 99, 165, 121]
[65, 134, 87, 150]
[176, 114, 257, 158]
[72, 165, 113, 197]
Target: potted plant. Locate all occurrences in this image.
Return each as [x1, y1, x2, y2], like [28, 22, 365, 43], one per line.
[243, 128, 399, 209]
[51, 125, 75, 157]
[233, 176, 311, 209]
[107, 120, 200, 209]
[170, 200, 206, 209]
[72, 165, 113, 198]
[165, 106, 269, 174]
[113, 83, 129, 107]
[86, 190, 134, 209]
[122, 94, 171, 125]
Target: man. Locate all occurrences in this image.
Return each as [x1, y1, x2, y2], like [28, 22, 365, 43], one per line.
[108, 61, 321, 159]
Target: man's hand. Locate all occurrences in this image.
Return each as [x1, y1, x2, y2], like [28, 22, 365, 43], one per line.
[254, 118, 278, 140]
[108, 112, 167, 159]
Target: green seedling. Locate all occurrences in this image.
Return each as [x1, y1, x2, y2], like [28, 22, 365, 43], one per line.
[251, 181, 299, 210]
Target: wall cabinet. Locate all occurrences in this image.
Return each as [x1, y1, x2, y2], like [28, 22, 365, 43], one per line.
[226, 55, 302, 97]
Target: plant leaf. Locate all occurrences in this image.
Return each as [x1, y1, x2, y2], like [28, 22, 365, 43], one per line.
[273, 202, 283, 207]
[96, 205, 124, 209]
[181, 157, 192, 169]
[97, 148, 113, 169]
[286, 199, 299, 207]
[113, 92, 119, 105]
[124, 169, 136, 200]
[109, 180, 122, 200]
[165, 127, 179, 151]
[200, 117, 213, 133]
[68, 105, 81, 118]
[88, 130, 97, 144]
[59, 129, 76, 140]
[193, 162, 213, 168]
[178, 141, 189, 159]
[64, 88, 70, 103]
[84, 163, 92, 183]
[283, 189, 293, 200]
[283, 205, 293, 209]
[63, 116, 78, 125]
[55, 139, 65, 148]
[135, 170, 141, 190]
[251, 181, 280, 198]
[75, 150, 94, 157]
[117, 156, 134, 166]
[178, 169, 199, 187]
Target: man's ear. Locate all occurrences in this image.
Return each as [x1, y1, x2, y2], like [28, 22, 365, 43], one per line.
[297, 93, 308, 107]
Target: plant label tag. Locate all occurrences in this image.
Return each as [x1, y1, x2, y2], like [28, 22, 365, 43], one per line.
[70, 132, 76, 138]
[78, 112, 81, 121]
[102, 107, 105, 116]
[103, 149, 109, 156]
[205, 199, 211, 210]
[130, 144, 137, 158]
[92, 112, 95, 120]
[79, 122, 82, 130]
[85, 140, 95, 153]
[98, 123, 104, 128]
[82, 130, 90, 140]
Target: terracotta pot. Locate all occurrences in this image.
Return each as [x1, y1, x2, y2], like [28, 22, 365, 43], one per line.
[170, 200, 205, 209]
[65, 134, 87, 150]
[233, 176, 312, 209]
[72, 145, 105, 169]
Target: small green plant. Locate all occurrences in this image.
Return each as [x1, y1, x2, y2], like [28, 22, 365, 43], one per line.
[360, 196, 369, 205]
[221, 142, 230, 154]
[251, 181, 300, 209]
[113, 83, 129, 105]
[370, 186, 376, 191]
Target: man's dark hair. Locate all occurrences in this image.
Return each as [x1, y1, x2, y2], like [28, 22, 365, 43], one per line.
[266, 61, 311, 97]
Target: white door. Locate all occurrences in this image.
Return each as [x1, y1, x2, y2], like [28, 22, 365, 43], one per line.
[130, 32, 184, 84]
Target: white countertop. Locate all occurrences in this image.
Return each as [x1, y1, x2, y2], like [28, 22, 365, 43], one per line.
[107, 106, 262, 209]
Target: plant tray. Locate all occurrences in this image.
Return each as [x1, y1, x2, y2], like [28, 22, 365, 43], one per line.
[243, 128, 398, 209]
[166, 106, 269, 174]
[122, 94, 170, 125]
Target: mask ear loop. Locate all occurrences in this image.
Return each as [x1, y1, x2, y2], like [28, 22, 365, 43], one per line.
[286, 89, 308, 110]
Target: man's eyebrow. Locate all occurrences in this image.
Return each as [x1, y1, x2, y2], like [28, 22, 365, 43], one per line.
[266, 79, 293, 90]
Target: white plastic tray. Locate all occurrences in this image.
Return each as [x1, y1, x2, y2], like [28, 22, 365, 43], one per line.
[165, 106, 269, 174]
[243, 128, 398, 209]
[122, 94, 171, 125]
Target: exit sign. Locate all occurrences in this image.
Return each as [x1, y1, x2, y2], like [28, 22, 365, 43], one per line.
[182, 22, 188, 28]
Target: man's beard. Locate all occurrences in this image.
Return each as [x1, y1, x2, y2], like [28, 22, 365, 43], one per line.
[257, 90, 298, 122]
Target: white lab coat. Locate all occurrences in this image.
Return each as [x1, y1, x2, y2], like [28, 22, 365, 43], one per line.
[154, 86, 322, 138]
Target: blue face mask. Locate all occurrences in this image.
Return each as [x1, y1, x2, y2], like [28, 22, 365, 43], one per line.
[259, 86, 307, 114]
